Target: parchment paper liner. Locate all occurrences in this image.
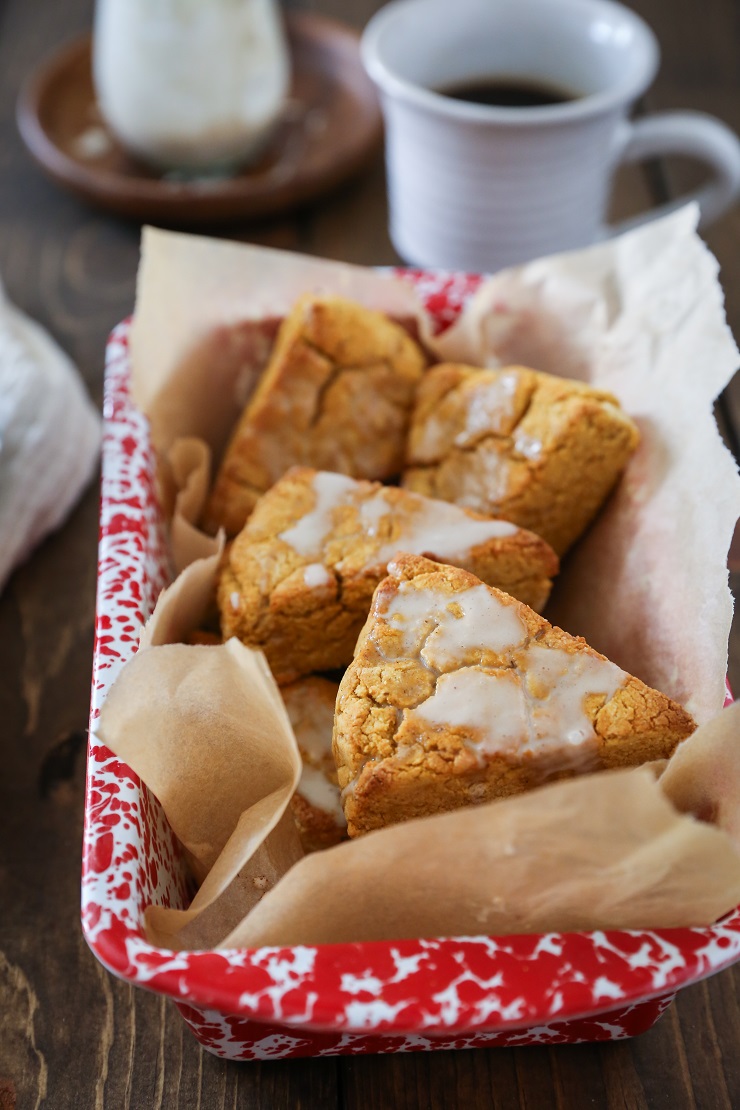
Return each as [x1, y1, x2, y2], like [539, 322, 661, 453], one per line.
[98, 621, 304, 948]
[232, 756, 740, 947]
[97, 207, 740, 950]
[98, 554, 740, 949]
[157, 438, 217, 574]
[132, 206, 740, 725]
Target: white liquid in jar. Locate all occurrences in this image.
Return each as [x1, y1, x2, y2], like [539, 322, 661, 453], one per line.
[93, 0, 290, 171]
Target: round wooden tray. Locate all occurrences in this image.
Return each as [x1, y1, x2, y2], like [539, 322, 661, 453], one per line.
[16, 12, 383, 225]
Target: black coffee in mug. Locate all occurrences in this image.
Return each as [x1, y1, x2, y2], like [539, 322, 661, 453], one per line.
[437, 77, 578, 108]
[362, 0, 740, 271]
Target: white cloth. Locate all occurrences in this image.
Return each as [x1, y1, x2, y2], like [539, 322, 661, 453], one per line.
[0, 292, 100, 589]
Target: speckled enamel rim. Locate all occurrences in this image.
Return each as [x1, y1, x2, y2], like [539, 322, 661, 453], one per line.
[81, 273, 740, 1041]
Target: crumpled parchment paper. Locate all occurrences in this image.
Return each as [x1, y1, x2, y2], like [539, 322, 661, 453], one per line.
[95, 206, 740, 949]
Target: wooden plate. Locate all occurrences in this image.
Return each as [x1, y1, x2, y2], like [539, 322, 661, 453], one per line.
[16, 13, 383, 225]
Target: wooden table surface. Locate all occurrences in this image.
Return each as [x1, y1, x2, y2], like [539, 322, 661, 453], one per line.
[2, 0, 740, 1106]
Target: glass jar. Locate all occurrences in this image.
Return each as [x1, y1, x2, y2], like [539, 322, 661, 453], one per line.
[92, 0, 290, 172]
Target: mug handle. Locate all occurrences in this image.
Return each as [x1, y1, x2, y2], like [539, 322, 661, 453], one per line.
[605, 110, 740, 236]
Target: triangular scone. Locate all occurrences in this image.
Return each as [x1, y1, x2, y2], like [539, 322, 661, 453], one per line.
[205, 295, 427, 536]
[402, 363, 639, 555]
[334, 554, 695, 837]
[219, 468, 558, 682]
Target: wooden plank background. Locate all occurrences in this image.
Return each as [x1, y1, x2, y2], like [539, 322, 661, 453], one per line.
[0, 0, 738, 1106]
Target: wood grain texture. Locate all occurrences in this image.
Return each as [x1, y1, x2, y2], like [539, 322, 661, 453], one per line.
[0, 0, 738, 1106]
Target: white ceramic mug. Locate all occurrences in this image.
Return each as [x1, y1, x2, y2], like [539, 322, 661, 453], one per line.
[362, 0, 740, 271]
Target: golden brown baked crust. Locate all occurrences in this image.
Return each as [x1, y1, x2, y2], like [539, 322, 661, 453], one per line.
[204, 295, 427, 536]
[219, 467, 558, 683]
[333, 554, 695, 837]
[281, 677, 346, 852]
[402, 363, 640, 555]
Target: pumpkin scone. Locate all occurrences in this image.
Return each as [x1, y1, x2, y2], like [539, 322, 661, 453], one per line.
[219, 467, 558, 682]
[205, 294, 427, 536]
[281, 677, 347, 853]
[402, 363, 640, 555]
[333, 554, 695, 837]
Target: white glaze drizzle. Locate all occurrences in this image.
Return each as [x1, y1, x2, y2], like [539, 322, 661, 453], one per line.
[453, 371, 521, 447]
[278, 471, 357, 559]
[283, 684, 335, 762]
[454, 449, 512, 507]
[278, 471, 518, 574]
[411, 668, 527, 755]
[411, 371, 521, 462]
[297, 764, 346, 825]
[403, 646, 626, 765]
[303, 562, 332, 588]
[366, 496, 516, 570]
[358, 495, 387, 537]
[375, 574, 628, 768]
[520, 644, 626, 752]
[513, 430, 543, 460]
[410, 412, 450, 462]
[295, 723, 332, 766]
[380, 581, 527, 667]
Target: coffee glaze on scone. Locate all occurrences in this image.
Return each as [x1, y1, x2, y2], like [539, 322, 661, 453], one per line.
[333, 554, 695, 837]
[402, 363, 640, 555]
[205, 295, 427, 536]
[281, 677, 347, 853]
[219, 467, 558, 683]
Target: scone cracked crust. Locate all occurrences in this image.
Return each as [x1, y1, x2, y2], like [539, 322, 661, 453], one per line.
[281, 677, 347, 853]
[402, 363, 640, 555]
[205, 294, 427, 536]
[333, 554, 695, 837]
[219, 467, 559, 683]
